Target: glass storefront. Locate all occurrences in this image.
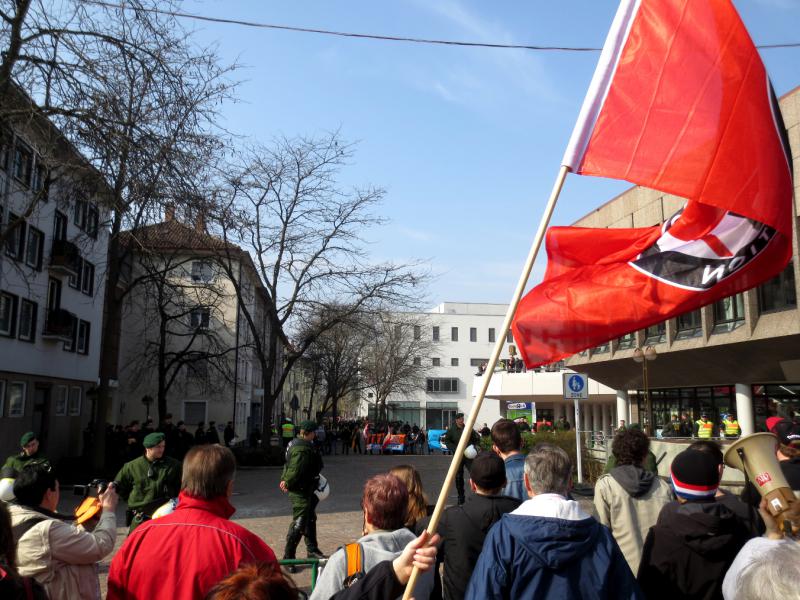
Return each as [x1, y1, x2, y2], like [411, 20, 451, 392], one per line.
[425, 403, 459, 430]
[752, 384, 800, 431]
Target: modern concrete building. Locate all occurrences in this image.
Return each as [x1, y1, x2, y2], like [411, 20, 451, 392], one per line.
[112, 216, 284, 440]
[0, 103, 110, 463]
[377, 302, 617, 431]
[563, 85, 800, 437]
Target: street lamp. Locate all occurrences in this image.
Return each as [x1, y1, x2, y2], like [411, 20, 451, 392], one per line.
[632, 346, 657, 436]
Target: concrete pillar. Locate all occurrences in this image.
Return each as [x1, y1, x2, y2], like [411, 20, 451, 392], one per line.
[735, 383, 755, 436]
[592, 404, 601, 433]
[602, 403, 610, 435]
[616, 390, 629, 429]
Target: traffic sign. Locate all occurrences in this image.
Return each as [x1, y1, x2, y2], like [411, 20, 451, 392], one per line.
[563, 373, 588, 400]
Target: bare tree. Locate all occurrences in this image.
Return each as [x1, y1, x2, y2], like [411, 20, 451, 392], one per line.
[359, 311, 436, 422]
[212, 133, 428, 434]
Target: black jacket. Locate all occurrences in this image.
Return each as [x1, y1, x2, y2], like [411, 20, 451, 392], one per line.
[330, 560, 403, 600]
[637, 500, 749, 600]
[438, 493, 521, 600]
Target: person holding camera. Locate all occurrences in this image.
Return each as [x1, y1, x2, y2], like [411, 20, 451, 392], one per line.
[114, 432, 181, 533]
[8, 464, 118, 599]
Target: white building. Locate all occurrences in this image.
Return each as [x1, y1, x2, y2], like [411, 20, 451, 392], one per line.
[0, 106, 110, 462]
[113, 216, 283, 440]
[377, 302, 617, 431]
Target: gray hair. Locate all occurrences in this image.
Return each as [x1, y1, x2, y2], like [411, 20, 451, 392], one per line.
[524, 443, 572, 496]
[737, 541, 800, 600]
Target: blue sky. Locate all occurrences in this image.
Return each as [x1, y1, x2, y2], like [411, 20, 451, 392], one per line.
[183, 0, 800, 304]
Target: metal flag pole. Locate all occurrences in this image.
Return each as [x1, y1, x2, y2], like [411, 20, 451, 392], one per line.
[402, 164, 570, 600]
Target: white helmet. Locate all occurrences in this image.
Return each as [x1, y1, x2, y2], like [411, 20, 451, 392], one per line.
[464, 444, 478, 460]
[151, 498, 178, 519]
[315, 474, 330, 501]
[0, 477, 15, 503]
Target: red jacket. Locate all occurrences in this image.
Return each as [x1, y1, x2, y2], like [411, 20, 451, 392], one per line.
[107, 491, 277, 599]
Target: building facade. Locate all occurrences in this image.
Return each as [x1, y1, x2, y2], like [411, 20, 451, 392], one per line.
[113, 217, 283, 441]
[564, 85, 800, 437]
[0, 111, 110, 463]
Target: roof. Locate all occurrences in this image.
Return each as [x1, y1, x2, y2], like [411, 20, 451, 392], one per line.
[119, 220, 242, 254]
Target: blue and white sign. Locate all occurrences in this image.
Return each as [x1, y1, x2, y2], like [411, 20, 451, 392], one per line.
[563, 373, 589, 399]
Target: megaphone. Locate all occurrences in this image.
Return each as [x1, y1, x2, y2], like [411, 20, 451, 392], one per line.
[724, 433, 794, 516]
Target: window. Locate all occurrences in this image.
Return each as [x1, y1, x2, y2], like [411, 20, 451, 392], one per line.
[506, 330, 514, 344]
[0, 128, 10, 171]
[32, 163, 48, 199]
[413, 357, 421, 366]
[69, 259, 80, 289]
[81, 260, 94, 296]
[468, 327, 477, 342]
[184, 401, 207, 425]
[675, 309, 702, 340]
[4, 213, 24, 259]
[7, 382, 26, 417]
[451, 327, 458, 341]
[413, 325, 421, 340]
[426, 378, 459, 393]
[190, 260, 213, 283]
[0, 292, 18, 337]
[47, 278, 61, 311]
[13, 143, 32, 186]
[187, 359, 208, 379]
[24, 226, 43, 270]
[54, 385, 67, 416]
[617, 332, 636, 350]
[644, 321, 666, 344]
[63, 317, 78, 352]
[713, 294, 745, 333]
[77, 320, 90, 354]
[470, 358, 488, 367]
[432, 326, 439, 341]
[190, 307, 210, 329]
[74, 199, 87, 229]
[488, 328, 496, 343]
[432, 357, 441, 367]
[68, 387, 82, 416]
[758, 262, 797, 313]
[450, 358, 459, 366]
[0, 381, 4, 416]
[53, 211, 67, 241]
[86, 206, 98, 238]
[18, 300, 36, 342]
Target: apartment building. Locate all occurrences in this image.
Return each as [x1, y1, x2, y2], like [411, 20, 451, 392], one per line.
[0, 107, 110, 462]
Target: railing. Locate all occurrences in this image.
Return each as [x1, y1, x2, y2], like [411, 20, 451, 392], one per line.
[42, 308, 75, 339]
[49, 238, 80, 276]
[278, 558, 326, 592]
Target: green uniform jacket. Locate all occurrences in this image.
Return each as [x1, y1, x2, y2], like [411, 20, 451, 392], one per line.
[281, 439, 323, 495]
[114, 455, 182, 516]
[2, 452, 50, 474]
[442, 424, 480, 453]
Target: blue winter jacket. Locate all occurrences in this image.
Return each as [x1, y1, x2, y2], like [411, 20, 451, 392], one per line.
[501, 453, 527, 501]
[465, 513, 643, 600]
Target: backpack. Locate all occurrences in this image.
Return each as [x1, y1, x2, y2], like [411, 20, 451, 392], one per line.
[341, 542, 366, 588]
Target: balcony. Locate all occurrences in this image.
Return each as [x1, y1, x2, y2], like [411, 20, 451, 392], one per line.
[49, 239, 80, 277]
[42, 308, 75, 340]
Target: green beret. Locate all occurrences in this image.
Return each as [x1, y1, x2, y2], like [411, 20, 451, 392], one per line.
[20, 432, 36, 446]
[143, 432, 165, 448]
[300, 420, 318, 433]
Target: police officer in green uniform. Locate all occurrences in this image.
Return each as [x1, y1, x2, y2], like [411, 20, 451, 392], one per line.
[442, 413, 480, 505]
[114, 432, 182, 533]
[3, 432, 50, 474]
[280, 420, 325, 567]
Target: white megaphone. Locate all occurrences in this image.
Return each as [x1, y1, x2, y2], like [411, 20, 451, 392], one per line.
[723, 432, 795, 517]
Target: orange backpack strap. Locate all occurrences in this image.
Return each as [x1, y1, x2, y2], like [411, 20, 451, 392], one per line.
[344, 542, 364, 579]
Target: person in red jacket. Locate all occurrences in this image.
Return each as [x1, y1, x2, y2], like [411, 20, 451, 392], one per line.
[107, 444, 277, 599]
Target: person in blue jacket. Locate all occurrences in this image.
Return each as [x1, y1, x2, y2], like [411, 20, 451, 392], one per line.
[465, 443, 644, 600]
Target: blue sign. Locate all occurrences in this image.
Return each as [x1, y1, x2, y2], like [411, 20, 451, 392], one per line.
[568, 375, 585, 393]
[563, 373, 589, 399]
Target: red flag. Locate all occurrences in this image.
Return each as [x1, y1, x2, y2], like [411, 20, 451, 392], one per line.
[513, 0, 793, 368]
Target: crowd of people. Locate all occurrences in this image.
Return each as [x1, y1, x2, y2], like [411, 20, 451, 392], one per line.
[0, 411, 798, 599]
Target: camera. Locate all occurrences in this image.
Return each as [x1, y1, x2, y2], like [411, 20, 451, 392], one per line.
[73, 478, 115, 498]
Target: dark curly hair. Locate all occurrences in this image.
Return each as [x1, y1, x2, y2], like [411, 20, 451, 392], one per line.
[611, 428, 650, 466]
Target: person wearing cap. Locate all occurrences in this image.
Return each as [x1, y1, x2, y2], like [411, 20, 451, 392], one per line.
[280, 419, 325, 564]
[3, 432, 50, 474]
[114, 431, 182, 534]
[438, 451, 521, 600]
[741, 417, 800, 508]
[442, 413, 480, 505]
[695, 413, 715, 439]
[9, 463, 118, 599]
[637, 448, 750, 599]
[467, 443, 641, 599]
